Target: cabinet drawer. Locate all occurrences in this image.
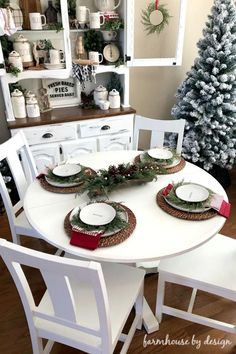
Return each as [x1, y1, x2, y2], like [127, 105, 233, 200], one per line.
[20, 125, 77, 146]
[79, 115, 133, 138]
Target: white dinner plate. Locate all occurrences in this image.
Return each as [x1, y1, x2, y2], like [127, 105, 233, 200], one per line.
[79, 203, 116, 226]
[147, 148, 173, 160]
[70, 204, 128, 237]
[140, 153, 180, 168]
[45, 176, 82, 188]
[53, 164, 82, 177]
[176, 184, 209, 202]
[164, 196, 211, 213]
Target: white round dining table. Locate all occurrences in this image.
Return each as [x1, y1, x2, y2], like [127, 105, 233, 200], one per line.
[24, 150, 228, 333]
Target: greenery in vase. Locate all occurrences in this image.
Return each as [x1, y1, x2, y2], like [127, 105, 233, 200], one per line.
[6, 64, 20, 77]
[107, 73, 123, 96]
[78, 161, 160, 199]
[165, 180, 213, 210]
[84, 30, 104, 53]
[46, 22, 63, 32]
[102, 18, 124, 31]
[55, 0, 76, 19]
[0, 0, 8, 8]
[71, 202, 128, 233]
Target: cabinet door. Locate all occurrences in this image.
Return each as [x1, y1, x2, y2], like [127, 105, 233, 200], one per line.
[126, 0, 187, 67]
[61, 139, 97, 160]
[98, 134, 131, 151]
[30, 143, 60, 173]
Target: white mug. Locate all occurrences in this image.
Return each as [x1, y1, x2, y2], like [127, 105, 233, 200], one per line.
[89, 12, 105, 29]
[49, 49, 64, 64]
[29, 13, 46, 30]
[76, 5, 90, 23]
[99, 100, 110, 110]
[89, 51, 103, 64]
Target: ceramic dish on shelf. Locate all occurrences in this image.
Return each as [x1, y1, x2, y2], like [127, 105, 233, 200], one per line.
[164, 196, 211, 213]
[147, 148, 173, 160]
[70, 204, 128, 237]
[44, 63, 65, 70]
[45, 176, 82, 188]
[52, 164, 82, 177]
[176, 183, 209, 202]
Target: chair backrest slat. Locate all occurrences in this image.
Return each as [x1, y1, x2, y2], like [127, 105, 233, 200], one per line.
[133, 115, 185, 153]
[0, 239, 112, 351]
[0, 131, 38, 243]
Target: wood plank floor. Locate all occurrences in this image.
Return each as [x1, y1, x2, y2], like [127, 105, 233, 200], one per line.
[0, 169, 236, 354]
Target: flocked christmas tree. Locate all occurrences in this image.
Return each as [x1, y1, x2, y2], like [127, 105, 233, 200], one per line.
[171, 0, 236, 171]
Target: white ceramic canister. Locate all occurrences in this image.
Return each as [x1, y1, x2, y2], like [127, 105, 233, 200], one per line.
[108, 89, 120, 108]
[25, 90, 36, 103]
[94, 85, 108, 104]
[8, 51, 23, 72]
[26, 97, 40, 118]
[13, 35, 34, 68]
[11, 89, 26, 119]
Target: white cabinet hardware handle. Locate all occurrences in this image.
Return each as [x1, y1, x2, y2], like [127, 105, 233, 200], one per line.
[42, 133, 53, 139]
[101, 125, 111, 130]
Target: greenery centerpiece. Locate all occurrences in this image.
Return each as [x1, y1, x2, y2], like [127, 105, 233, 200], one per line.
[71, 202, 128, 233]
[78, 161, 160, 199]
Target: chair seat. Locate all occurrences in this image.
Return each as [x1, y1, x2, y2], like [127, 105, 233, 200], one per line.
[15, 210, 41, 238]
[35, 262, 145, 351]
[158, 234, 236, 300]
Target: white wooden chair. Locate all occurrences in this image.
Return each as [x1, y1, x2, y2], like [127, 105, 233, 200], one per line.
[133, 115, 185, 153]
[133, 116, 185, 271]
[156, 234, 236, 333]
[0, 238, 145, 354]
[0, 131, 42, 245]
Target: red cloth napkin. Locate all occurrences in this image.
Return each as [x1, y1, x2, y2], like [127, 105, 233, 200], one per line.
[70, 226, 104, 250]
[162, 184, 173, 196]
[209, 194, 231, 218]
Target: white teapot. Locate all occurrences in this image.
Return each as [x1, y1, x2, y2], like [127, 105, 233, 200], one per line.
[94, 0, 121, 12]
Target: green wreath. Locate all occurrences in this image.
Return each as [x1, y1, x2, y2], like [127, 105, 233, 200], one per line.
[141, 2, 171, 35]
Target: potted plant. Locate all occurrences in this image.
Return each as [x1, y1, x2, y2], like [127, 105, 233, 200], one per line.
[83, 30, 103, 53]
[102, 18, 124, 31]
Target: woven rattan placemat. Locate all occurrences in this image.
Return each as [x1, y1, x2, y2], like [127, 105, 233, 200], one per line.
[64, 203, 136, 247]
[156, 189, 217, 220]
[134, 154, 186, 174]
[39, 168, 95, 194]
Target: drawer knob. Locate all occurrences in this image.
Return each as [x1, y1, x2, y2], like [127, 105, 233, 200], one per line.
[42, 133, 53, 139]
[101, 125, 111, 131]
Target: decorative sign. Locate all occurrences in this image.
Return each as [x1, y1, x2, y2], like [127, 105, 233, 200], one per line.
[42, 78, 81, 108]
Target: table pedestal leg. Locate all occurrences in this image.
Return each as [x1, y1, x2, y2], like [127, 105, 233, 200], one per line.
[143, 297, 159, 333]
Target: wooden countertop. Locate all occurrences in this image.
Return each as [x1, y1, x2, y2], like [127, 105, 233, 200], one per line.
[8, 106, 136, 129]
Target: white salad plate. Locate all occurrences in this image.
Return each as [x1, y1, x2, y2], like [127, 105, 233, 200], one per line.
[70, 204, 128, 237]
[53, 164, 82, 177]
[176, 183, 209, 202]
[79, 203, 116, 226]
[45, 176, 81, 188]
[164, 197, 210, 213]
[44, 63, 65, 70]
[147, 148, 173, 160]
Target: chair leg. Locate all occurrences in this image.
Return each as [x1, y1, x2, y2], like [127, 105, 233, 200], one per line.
[187, 288, 198, 313]
[135, 282, 144, 330]
[155, 273, 165, 322]
[30, 335, 44, 354]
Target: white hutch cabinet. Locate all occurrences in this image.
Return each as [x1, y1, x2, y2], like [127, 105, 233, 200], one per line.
[1, 0, 187, 172]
